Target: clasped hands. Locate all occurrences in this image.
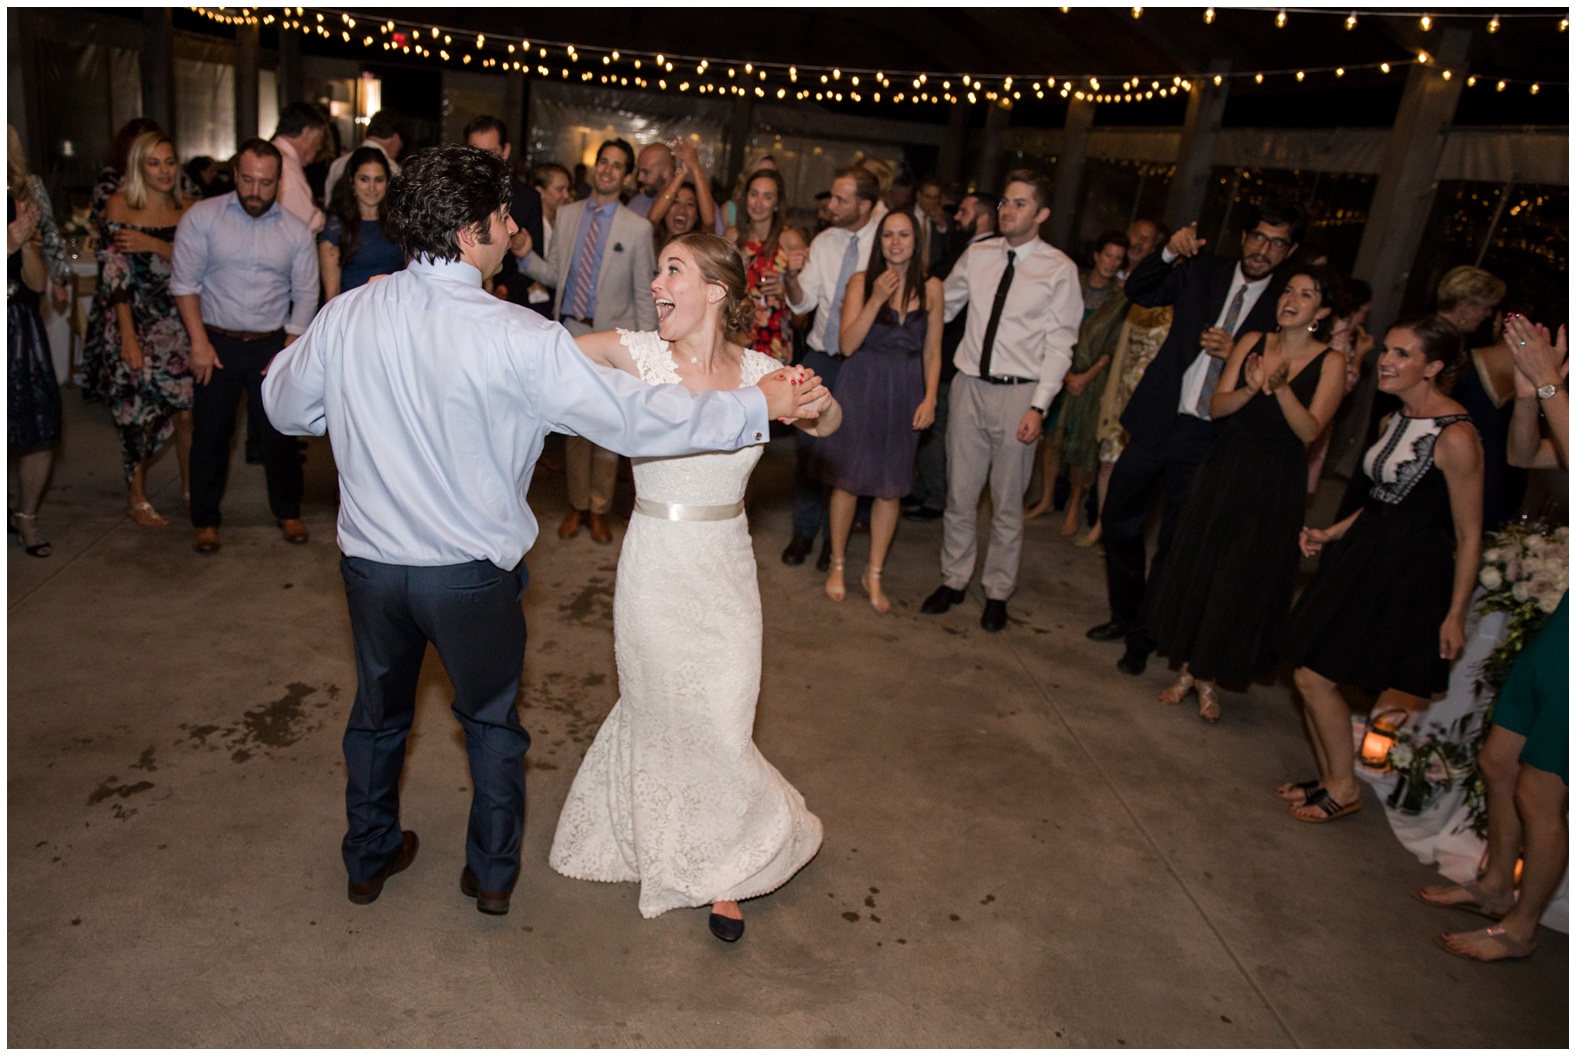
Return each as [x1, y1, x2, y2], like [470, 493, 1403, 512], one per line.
[758, 364, 832, 423]
[1504, 314, 1568, 397]
[1242, 351, 1290, 394]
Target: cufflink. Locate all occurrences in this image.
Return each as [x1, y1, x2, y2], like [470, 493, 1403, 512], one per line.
[753, 432, 763, 441]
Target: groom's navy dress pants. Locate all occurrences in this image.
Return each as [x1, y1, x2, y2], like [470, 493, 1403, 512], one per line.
[340, 555, 531, 894]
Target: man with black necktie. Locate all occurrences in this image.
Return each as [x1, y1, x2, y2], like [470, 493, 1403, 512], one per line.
[919, 171, 1082, 631]
[1087, 201, 1301, 673]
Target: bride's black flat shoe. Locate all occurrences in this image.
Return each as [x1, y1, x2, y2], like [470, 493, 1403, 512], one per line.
[708, 912, 745, 943]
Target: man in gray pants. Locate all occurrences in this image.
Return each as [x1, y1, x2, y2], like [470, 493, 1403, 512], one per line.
[919, 171, 1082, 632]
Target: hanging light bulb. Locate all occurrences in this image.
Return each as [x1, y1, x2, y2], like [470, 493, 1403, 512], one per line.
[1254, 72, 1264, 84]
[1530, 82, 1541, 94]
[1419, 13, 1432, 31]
[1486, 16, 1500, 33]
[1381, 62, 1391, 74]
[1496, 79, 1506, 91]
[1275, 9, 1287, 28]
[1204, 7, 1215, 24]
[1296, 70, 1305, 81]
[1335, 67, 1345, 77]
[1131, 7, 1142, 17]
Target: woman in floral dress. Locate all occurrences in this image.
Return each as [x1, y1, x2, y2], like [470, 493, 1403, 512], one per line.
[727, 169, 807, 365]
[101, 131, 192, 526]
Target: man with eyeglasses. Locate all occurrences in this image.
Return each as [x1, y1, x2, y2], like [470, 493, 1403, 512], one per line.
[1086, 201, 1301, 675]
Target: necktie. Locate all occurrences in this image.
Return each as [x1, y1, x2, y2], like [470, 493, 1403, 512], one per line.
[977, 249, 1016, 379]
[822, 232, 862, 355]
[568, 205, 604, 320]
[1196, 282, 1247, 418]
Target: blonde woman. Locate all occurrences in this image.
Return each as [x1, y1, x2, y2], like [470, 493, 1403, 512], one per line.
[101, 131, 194, 526]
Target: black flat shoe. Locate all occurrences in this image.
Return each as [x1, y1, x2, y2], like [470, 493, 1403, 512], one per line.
[920, 584, 966, 614]
[781, 533, 812, 566]
[980, 598, 1008, 632]
[1085, 620, 1129, 642]
[815, 538, 833, 573]
[10, 512, 51, 558]
[1116, 641, 1150, 676]
[708, 912, 745, 942]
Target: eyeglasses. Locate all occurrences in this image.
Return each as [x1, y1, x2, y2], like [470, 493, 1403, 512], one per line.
[1245, 231, 1293, 251]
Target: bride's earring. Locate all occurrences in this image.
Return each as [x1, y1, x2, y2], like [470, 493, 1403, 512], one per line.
[1308, 321, 1319, 333]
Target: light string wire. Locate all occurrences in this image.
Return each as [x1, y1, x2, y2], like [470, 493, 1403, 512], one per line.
[188, 6, 1567, 107]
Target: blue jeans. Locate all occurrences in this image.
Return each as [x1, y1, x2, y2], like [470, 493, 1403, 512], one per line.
[340, 555, 532, 893]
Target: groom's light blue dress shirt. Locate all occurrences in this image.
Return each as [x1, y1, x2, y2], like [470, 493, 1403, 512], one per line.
[262, 257, 769, 568]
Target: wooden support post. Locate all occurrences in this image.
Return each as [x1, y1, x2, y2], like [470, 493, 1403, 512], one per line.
[977, 99, 1010, 194]
[235, 21, 260, 144]
[1351, 28, 1469, 330]
[1164, 62, 1229, 231]
[1045, 97, 1093, 253]
[142, 8, 176, 133]
[938, 102, 969, 186]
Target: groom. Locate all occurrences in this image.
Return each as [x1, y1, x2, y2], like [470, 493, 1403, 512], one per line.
[263, 146, 829, 915]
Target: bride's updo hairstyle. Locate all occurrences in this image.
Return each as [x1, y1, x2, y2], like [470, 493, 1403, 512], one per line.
[670, 231, 756, 344]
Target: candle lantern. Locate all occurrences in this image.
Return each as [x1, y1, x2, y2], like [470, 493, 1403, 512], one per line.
[1359, 709, 1409, 770]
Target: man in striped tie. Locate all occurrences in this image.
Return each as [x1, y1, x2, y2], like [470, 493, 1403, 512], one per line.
[1085, 202, 1300, 674]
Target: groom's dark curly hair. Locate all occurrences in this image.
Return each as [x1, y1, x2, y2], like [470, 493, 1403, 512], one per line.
[385, 145, 513, 264]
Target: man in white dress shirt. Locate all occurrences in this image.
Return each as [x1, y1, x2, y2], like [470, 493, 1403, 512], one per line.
[780, 164, 885, 568]
[262, 145, 827, 916]
[920, 171, 1083, 632]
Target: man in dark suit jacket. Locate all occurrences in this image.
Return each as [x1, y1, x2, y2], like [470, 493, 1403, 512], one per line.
[463, 116, 548, 317]
[1088, 201, 1302, 674]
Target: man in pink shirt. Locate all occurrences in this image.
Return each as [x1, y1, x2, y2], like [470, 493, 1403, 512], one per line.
[270, 102, 327, 234]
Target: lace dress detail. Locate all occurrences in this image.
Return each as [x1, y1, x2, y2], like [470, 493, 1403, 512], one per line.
[549, 329, 822, 917]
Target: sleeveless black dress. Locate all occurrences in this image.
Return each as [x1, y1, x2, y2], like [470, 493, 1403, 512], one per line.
[1281, 412, 1476, 697]
[7, 194, 61, 455]
[1150, 339, 1330, 685]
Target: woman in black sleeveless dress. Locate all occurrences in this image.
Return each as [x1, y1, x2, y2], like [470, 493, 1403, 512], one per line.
[1150, 268, 1347, 722]
[1278, 316, 1483, 823]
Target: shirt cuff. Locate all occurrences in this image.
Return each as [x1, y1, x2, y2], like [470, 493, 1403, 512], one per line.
[736, 385, 770, 444]
[1160, 248, 1178, 264]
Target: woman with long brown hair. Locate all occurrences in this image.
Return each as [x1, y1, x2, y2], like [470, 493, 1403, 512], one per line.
[550, 232, 839, 943]
[726, 168, 807, 365]
[813, 209, 942, 611]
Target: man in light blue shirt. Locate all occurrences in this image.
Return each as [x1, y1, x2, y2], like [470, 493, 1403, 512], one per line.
[263, 145, 826, 914]
[172, 137, 319, 553]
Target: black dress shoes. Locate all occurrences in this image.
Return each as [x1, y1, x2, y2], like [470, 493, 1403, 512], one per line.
[980, 598, 1008, 632]
[1085, 620, 1129, 643]
[815, 538, 833, 573]
[920, 584, 966, 614]
[1116, 640, 1152, 676]
[460, 865, 513, 915]
[781, 533, 812, 566]
[347, 830, 419, 905]
[708, 912, 745, 942]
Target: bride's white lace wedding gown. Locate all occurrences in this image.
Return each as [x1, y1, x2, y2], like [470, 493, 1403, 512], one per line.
[548, 329, 823, 918]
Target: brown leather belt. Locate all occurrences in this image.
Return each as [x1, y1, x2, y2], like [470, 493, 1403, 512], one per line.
[206, 325, 283, 342]
[560, 314, 594, 327]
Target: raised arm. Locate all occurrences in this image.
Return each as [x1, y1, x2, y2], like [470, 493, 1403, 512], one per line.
[571, 329, 641, 375]
[1505, 316, 1568, 468]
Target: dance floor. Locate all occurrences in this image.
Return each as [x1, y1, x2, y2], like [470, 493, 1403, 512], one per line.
[8, 391, 1567, 1046]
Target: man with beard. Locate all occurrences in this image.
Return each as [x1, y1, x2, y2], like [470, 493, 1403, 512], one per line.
[1086, 201, 1300, 673]
[172, 138, 319, 553]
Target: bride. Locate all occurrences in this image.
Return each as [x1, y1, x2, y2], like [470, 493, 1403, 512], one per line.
[549, 232, 841, 942]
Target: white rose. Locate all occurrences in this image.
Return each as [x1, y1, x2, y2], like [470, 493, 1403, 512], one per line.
[1482, 547, 1505, 564]
[1479, 567, 1504, 590]
[1540, 592, 1561, 614]
[1513, 582, 1530, 603]
[1390, 743, 1415, 767]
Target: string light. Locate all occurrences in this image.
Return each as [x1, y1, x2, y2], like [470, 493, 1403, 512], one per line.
[180, 6, 1563, 113]
[1419, 13, 1432, 31]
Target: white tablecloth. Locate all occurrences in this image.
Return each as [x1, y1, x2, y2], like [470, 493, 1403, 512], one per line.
[1355, 597, 1568, 932]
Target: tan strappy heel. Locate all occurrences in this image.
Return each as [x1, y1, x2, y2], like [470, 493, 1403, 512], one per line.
[861, 565, 890, 613]
[825, 557, 846, 601]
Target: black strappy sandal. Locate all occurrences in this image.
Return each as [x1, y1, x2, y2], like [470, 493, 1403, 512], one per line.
[11, 512, 52, 558]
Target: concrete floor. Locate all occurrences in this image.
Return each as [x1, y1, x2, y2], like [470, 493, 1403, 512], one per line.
[8, 391, 1568, 1047]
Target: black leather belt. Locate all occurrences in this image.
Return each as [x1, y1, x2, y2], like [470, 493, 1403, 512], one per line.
[207, 325, 283, 342]
[560, 314, 594, 327]
[980, 374, 1035, 385]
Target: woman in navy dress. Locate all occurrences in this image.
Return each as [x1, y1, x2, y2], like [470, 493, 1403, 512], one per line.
[1149, 268, 1347, 722]
[319, 147, 404, 301]
[1279, 316, 1483, 823]
[814, 209, 942, 612]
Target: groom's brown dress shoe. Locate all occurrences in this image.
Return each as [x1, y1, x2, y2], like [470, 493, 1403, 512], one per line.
[347, 830, 419, 905]
[460, 865, 513, 915]
[558, 507, 585, 539]
[588, 512, 613, 545]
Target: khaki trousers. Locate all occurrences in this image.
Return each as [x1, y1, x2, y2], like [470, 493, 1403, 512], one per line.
[940, 374, 1038, 601]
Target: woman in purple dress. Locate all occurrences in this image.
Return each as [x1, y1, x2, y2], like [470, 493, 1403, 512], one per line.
[814, 209, 942, 612]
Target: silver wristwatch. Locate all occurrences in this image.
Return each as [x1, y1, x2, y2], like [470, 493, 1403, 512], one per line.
[1536, 383, 1560, 401]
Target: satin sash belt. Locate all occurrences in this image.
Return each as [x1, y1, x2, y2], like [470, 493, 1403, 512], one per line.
[633, 498, 745, 521]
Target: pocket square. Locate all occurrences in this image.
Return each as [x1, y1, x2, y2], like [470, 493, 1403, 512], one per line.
[613, 242, 624, 252]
